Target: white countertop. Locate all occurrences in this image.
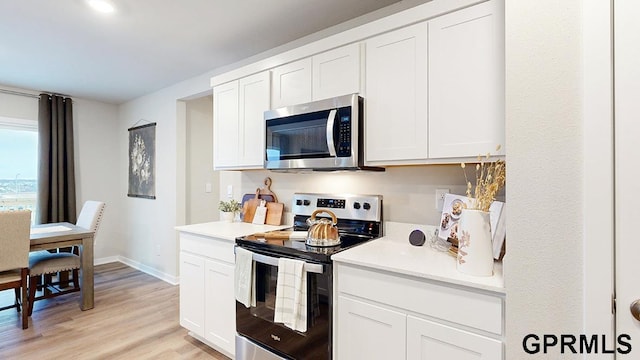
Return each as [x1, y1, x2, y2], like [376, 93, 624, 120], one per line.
[332, 222, 505, 294]
[175, 221, 290, 241]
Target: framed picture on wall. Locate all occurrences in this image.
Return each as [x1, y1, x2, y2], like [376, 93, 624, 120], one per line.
[127, 122, 156, 199]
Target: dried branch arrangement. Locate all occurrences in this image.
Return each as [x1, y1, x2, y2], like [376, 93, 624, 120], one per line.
[461, 146, 506, 212]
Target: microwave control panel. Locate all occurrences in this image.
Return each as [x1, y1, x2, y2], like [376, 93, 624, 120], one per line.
[337, 108, 351, 157]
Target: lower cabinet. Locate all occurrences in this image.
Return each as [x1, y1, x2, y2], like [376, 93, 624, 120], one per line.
[179, 232, 235, 358]
[334, 263, 504, 360]
[406, 316, 502, 360]
[337, 296, 406, 360]
[179, 252, 206, 337]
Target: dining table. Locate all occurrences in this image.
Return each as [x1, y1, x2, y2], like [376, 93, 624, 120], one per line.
[30, 222, 95, 310]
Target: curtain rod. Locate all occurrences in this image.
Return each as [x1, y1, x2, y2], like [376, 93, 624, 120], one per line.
[0, 88, 73, 99]
[0, 88, 40, 99]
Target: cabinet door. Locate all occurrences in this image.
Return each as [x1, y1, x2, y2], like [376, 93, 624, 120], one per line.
[365, 22, 428, 164]
[238, 71, 270, 168]
[337, 296, 406, 360]
[312, 43, 361, 101]
[179, 252, 205, 337]
[213, 81, 239, 169]
[407, 315, 502, 360]
[271, 58, 312, 109]
[428, 0, 505, 158]
[204, 259, 236, 355]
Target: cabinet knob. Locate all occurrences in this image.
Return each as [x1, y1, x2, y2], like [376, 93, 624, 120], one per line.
[630, 300, 640, 321]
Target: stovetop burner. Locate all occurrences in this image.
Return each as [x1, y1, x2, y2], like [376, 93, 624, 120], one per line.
[236, 193, 383, 263]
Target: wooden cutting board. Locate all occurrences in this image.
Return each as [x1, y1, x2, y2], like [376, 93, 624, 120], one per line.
[242, 197, 261, 223]
[265, 202, 284, 225]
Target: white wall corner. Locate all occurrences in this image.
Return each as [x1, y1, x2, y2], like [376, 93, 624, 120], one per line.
[582, 0, 615, 357]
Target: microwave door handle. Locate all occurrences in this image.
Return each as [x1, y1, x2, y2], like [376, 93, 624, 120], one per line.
[251, 252, 325, 274]
[326, 109, 337, 157]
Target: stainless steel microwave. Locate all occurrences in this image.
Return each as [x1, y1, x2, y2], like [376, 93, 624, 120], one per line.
[264, 93, 382, 171]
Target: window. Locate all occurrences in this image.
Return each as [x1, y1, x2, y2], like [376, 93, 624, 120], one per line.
[0, 117, 37, 223]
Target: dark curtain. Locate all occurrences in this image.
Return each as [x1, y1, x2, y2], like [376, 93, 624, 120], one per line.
[37, 94, 76, 224]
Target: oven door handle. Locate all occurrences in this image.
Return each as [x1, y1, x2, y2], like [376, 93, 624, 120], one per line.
[252, 252, 325, 274]
[326, 109, 337, 157]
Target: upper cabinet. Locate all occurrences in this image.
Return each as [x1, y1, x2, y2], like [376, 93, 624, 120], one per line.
[428, 0, 505, 158]
[213, 71, 270, 170]
[365, 22, 428, 164]
[312, 43, 362, 101]
[271, 43, 362, 108]
[212, 81, 239, 169]
[271, 58, 312, 109]
[238, 72, 270, 168]
[365, 0, 504, 165]
[211, 0, 505, 168]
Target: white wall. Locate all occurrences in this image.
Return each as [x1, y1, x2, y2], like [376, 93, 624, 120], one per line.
[117, 75, 216, 283]
[0, 86, 121, 261]
[185, 96, 219, 224]
[73, 98, 121, 260]
[505, 0, 584, 358]
[0, 86, 39, 121]
[233, 166, 469, 226]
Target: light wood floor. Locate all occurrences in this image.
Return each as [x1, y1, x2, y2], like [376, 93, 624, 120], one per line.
[0, 262, 230, 360]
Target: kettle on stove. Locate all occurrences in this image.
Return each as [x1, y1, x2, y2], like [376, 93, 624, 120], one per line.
[306, 210, 340, 247]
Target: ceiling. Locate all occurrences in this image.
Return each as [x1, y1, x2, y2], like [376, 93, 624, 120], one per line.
[0, 0, 411, 104]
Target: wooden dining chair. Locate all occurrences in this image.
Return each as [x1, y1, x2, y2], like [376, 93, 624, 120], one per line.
[0, 210, 32, 329]
[28, 201, 105, 315]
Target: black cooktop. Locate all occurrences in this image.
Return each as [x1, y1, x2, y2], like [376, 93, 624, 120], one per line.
[235, 215, 382, 264]
[236, 231, 373, 264]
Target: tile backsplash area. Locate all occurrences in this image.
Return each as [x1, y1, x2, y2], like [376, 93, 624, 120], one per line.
[222, 165, 476, 226]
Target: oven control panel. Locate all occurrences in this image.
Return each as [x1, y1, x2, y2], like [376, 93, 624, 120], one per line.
[317, 198, 345, 209]
[291, 193, 382, 222]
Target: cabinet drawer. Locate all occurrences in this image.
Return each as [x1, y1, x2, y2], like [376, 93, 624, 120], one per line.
[337, 264, 503, 335]
[179, 232, 235, 264]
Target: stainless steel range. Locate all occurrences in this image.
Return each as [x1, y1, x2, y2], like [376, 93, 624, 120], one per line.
[235, 193, 383, 360]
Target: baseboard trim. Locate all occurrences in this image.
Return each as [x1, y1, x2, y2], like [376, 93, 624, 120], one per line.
[94, 256, 119, 266]
[93, 256, 179, 286]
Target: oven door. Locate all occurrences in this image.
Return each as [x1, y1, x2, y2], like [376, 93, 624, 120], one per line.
[236, 249, 332, 360]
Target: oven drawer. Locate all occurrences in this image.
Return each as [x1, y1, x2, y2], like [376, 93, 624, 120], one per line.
[336, 264, 503, 335]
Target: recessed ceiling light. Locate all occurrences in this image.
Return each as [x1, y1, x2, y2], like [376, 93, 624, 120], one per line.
[86, 0, 115, 13]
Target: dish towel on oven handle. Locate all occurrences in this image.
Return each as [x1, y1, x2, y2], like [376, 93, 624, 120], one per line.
[235, 247, 256, 308]
[274, 257, 307, 332]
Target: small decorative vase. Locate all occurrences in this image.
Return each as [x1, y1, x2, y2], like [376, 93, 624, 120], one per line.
[456, 209, 494, 277]
[220, 211, 235, 223]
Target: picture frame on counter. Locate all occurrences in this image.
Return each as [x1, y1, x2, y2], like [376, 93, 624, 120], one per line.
[439, 193, 506, 260]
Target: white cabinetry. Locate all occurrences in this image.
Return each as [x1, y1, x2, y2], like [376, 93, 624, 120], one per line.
[212, 81, 239, 169]
[271, 58, 312, 109]
[179, 232, 235, 358]
[364, 0, 504, 165]
[312, 43, 362, 101]
[213, 71, 270, 170]
[179, 252, 205, 337]
[204, 260, 235, 352]
[365, 22, 428, 164]
[337, 296, 406, 360]
[407, 316, 502, 360]
[334, 263, 504, 360]
[428, 0, 505, 158]
[238, 72, 270, 168]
